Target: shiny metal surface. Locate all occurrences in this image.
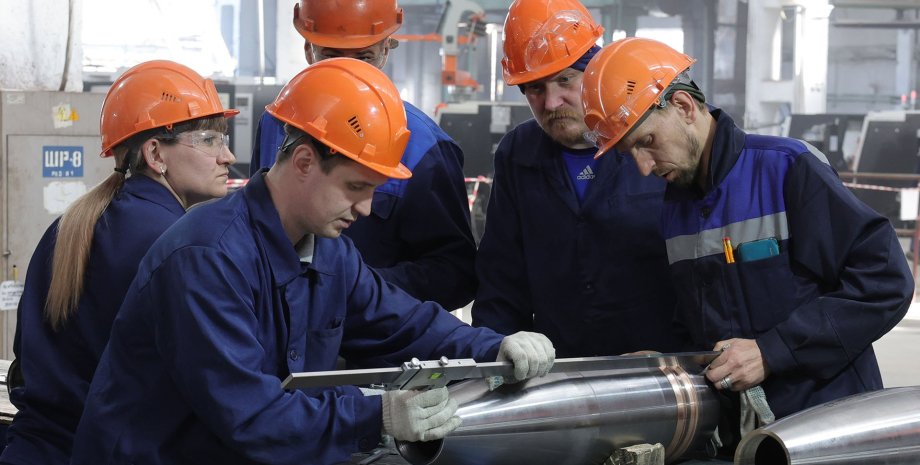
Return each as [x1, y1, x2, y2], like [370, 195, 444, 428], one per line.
[735, 386, 920, 464]
[283, 352, 719, 391]
[397, 366, 719, 465]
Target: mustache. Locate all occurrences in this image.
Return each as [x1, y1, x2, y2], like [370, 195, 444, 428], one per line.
[543, 110, 581, 121]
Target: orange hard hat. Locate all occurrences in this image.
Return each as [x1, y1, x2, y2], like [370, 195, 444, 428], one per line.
[100, 60, 238, 157]
[501, 0, 604, 85]
[293, 0, 403, 49]
[582, 37, 696, 157]
[265, 58, 411, 180]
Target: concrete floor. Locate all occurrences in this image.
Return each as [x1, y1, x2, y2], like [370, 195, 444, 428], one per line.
[875, 301, 920, 387]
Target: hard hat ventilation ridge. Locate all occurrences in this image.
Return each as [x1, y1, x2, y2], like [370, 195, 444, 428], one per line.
[626, 80, 637, 95]
[347, 116, 364, 138]
[161, 92, 180, 102]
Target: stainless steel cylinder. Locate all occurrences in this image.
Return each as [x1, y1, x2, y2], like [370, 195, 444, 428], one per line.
[396, 366, 719, 465]
[735, 386, 920, 464]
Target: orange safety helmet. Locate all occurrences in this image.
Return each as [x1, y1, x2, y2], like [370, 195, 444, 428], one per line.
[293, 0, 403, 49]
[265, 58, 411, 180]
[100, 60, 238, 157]
[582, 37, 696, 157]
[501, 0, 604, 86]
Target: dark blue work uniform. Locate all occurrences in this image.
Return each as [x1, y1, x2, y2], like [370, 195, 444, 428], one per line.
[472, 119, 681, 357]
[663, 108, 912, 420]
[251, 102, 476, 309]
[71, 173, 504, 465]
[1, 176, 185, 465]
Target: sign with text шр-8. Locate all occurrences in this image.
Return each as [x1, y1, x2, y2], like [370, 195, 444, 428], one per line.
[43, 146, 84, 178]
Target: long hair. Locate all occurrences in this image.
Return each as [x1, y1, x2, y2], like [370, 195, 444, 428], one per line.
[44, 116, 227, 330]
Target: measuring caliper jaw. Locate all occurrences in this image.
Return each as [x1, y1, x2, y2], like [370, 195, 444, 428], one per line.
[386, 357, 478, 390]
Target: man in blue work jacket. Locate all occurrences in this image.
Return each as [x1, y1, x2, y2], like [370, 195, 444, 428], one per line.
[250, 0, 475, 310]
[71, 59, 554, 465]
[582, 38, 912, 460]
[472, 0, 681, 357]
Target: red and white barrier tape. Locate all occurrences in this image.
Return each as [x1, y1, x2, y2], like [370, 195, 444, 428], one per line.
[464, 176, 493, 211]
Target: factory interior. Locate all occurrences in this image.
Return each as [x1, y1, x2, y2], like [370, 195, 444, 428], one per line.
[1, 0, 920, 464]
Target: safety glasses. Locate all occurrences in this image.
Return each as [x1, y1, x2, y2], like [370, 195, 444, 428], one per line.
[175, 130, 230, 155]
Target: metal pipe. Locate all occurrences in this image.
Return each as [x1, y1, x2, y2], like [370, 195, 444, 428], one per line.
[257, 0, 265, 84]
[396, 366, 719, 465]
[735, 386, 920, 464]
[59, 0, 75, 91]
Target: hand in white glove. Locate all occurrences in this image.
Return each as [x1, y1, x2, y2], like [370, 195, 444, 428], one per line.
[497, 331, 555, 382]
[381, 387, 460, 442]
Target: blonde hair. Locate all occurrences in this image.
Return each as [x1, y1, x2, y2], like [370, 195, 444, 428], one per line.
[44, 116, 227, 330]
[45, 168, 127, 330]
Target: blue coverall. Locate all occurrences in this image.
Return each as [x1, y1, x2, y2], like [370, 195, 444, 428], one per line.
[472, 119, 682, 357]
[1, 176, 186, 465]
[251, 102, 476, 309]
[663, 107, 912, 420]
[71, 172, 505, 465]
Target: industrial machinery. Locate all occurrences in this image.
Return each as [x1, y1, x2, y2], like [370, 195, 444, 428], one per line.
[849, 110, 920, 230]
[285, 353, 720, 465]
[0, 90, 112, 359]
[394, 0, 487, 102]
[436, 0, 486, 99]
[435, 101, 532, 178]
[785, 113, 864, 172]
[435, 100, 532, 242]
[735, 386, 920, 464]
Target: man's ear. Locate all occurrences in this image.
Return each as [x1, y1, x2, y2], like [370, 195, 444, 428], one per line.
[291, 141, 318, 176]
[376, 39, 394, 68]
[670, 90, 699, 124]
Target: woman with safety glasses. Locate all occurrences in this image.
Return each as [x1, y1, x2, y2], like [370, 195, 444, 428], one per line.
[0, 60, 237, 465]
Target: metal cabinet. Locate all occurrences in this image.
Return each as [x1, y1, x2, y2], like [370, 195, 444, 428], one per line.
[0, 91, 108, 359]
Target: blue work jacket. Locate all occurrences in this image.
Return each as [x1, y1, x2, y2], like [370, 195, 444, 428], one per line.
[2, 176, 185, 465]
[663, 108, 912, 419]
[472, 119, 681, 357]
[71, 172, 504, 465]
[251, 102, 476, 309]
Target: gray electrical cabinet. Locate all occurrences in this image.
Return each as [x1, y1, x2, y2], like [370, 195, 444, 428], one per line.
[0, 91, 109, 359]
[435, 100, 533, 178]
[435, 101, 533, 244]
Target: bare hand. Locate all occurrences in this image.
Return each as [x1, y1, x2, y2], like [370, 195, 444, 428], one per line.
[705, 338, 770, 391]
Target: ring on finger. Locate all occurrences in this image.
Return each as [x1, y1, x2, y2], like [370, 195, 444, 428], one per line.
[719, 375, 733, 390]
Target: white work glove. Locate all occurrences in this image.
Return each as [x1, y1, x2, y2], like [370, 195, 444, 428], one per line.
[497, 331, 555, 382]
[381, 387, 460, 442]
